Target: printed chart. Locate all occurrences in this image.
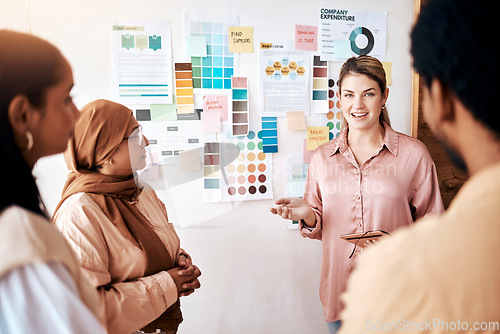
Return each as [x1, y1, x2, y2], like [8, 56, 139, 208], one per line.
[112, 20, 173, 104]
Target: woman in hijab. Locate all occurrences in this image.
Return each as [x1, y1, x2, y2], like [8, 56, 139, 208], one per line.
[0, 30, 103, 333]
[53, 99, 201, 334]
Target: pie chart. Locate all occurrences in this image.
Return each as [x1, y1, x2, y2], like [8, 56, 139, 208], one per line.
[349, 27, 375, 55]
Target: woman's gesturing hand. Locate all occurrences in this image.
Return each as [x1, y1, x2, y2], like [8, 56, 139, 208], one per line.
[270, 197, 315, 226]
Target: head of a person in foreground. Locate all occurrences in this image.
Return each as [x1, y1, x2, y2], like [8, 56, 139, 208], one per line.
[411, 0, 500, 174]
[0, 30, 77, 216]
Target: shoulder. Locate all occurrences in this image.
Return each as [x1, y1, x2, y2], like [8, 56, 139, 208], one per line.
[53, 193, 107, 229]
[395, 130, 432, 158]
[0, 206, 52, 235]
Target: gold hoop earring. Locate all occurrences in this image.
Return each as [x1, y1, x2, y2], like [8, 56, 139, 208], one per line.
[24, 131, 33, 152]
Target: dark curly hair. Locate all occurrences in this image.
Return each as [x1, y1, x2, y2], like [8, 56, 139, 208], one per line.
[411, 0, 499, 136]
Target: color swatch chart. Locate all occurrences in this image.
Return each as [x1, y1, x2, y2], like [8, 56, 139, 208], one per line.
[222, 129, 273, 201]
[121, 34, 162, 51]
[187, 14, 238, 90]
[311, 55, 329, 113]
[231, 76, 249, 136]
[203, 142, 221, 202]
[261, 117, 278, 153]
[325, 61, 343, 140]
[174, 63, 195, 114]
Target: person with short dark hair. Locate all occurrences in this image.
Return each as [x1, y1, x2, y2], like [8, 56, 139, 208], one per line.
[339, 0, 500, 332]
[0, 30, 104, 333]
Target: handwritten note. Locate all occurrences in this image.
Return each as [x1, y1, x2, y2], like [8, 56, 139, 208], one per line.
[203, 95, 228, 121]
[307, 126, 329, 151]
[228, 27, 253, 53]
[295, 25, 318, 51]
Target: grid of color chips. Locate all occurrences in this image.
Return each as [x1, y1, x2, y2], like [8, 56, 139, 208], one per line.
[222, 130, 273, 201]
[325, 61, 342, 140]
[311, 55, 329, 113]
[231, 76, 249, 136]
[174, 63, 195, 114]
[261, 117, 278, 153]
[203, 142, 221, 202]
[190, 21, 234, 89]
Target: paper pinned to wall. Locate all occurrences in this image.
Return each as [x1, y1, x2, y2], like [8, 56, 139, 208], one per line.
[201, 110, 221, 133]
[203, 95, 228, 121]
[228, 26, 254, 53]
[259, 39, 310, 117]
[319, 8, 387, 61]
[295, 25, 318, 51]
[112, 20, 173, 104]
[382, 61, 392, 86]
[180, 149, 201, 171]
[186, 35, 207, 57]
[287, 111, 307, 130]
[184, 12, 239, 90]
[307, 126, 329, 151]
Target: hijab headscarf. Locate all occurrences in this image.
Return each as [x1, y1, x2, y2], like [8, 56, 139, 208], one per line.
[55, 99, 181, 331]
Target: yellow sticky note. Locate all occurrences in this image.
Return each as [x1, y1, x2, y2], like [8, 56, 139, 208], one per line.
[287, 111, 307, 131]
[228, 27, 253, 53]
[382, 61, 392, 86]
[307, 126, 329, 151]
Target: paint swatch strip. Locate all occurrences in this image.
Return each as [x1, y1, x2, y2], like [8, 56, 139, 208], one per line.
[231, 76, 249, 136]
[203, 142, 221, 202]
[261, 117, 278, 153]
[311, 55, 329, 113]
[174, 63, 195, 114]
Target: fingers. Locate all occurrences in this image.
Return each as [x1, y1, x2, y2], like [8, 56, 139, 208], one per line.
[177, 256, 192, 268]
[274, 198, 291, 205]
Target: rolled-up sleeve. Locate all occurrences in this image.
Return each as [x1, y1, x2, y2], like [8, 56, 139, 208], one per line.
[411, 164, 444, 220]
[53, 196, 178, 334]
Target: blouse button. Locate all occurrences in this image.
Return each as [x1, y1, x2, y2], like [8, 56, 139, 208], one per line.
[356, 195, 361, 200]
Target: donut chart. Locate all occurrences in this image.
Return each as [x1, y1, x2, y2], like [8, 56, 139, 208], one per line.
[349, 27, 374, 55]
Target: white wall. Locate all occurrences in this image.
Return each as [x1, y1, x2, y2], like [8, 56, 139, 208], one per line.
[3, 1, 414, 333]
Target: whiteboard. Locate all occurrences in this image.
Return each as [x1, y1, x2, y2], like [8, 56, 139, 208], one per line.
[3, 0, 415, 332]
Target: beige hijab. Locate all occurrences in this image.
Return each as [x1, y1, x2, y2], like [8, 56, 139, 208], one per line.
[55, 99, 182, 331]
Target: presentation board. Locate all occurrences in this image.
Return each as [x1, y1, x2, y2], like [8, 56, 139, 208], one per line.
[2, 1, 415, 332]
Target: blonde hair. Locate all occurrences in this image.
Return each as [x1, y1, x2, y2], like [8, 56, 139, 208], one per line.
[338, 55, 391, 129]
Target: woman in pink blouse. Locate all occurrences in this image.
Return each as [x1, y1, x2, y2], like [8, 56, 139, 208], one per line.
[271, 55, 444, 333]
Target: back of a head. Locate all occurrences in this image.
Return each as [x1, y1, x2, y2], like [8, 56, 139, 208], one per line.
[411, 0, 499, 137]
[0, 30, 64, 216]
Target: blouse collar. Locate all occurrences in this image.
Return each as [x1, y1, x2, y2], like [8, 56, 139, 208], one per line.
[330, 122, 399, 157]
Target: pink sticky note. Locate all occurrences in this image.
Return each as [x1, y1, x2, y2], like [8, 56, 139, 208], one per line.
[202, 111, 221, 133]
[203, 95, 228, 121]
[295, 25, 318, 51]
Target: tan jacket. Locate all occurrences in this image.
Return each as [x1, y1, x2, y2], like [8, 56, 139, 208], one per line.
[0, 206, 100, 319]
[53, 183, 181, 334]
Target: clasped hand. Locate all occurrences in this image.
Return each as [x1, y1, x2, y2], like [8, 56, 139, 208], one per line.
[167, 254, 201, 297]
